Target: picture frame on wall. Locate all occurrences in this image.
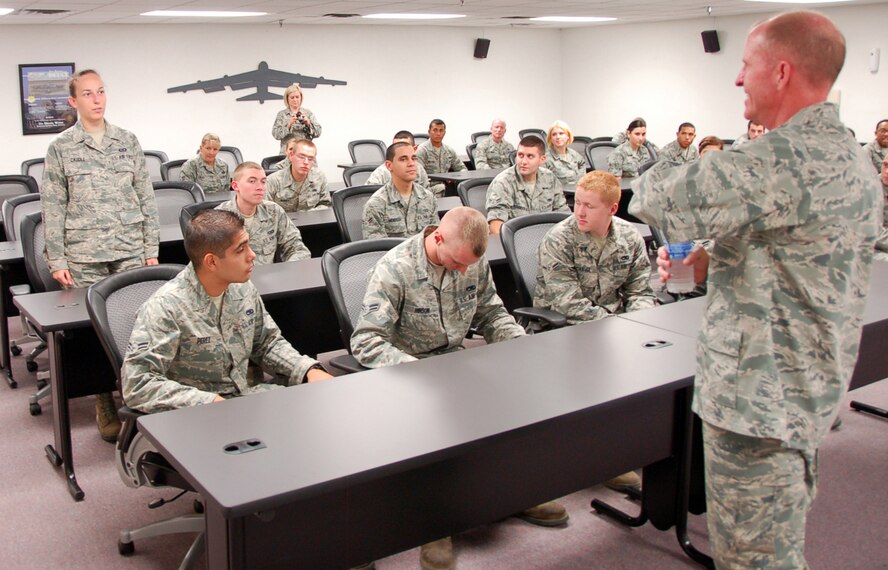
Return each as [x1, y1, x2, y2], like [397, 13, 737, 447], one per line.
[19, 63, 76, 136]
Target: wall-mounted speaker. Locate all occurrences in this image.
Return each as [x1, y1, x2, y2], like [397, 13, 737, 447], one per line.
[702, 30, 720, 53]
[474, 38, 491, 59]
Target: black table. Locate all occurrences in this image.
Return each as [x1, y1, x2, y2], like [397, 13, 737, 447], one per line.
[0, 240, 26, 387]
[138, 316, 699, 569]
[428, 168, 504, 196]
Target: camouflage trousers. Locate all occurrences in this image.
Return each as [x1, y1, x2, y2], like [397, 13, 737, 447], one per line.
[702, 421, 818, 570]
[68, 255, 145, 288]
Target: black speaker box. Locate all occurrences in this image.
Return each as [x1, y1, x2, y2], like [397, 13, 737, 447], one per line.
[702, 30, 720, 53]
[474, 38, 491, 59]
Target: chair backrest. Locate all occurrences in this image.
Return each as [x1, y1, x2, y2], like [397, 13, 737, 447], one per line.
[0, 175, 39, 238]
[501, 212, 571, 307]
[721, 139, 735, 148]
[509, 150, 517, 166]
[21, 158, 45, 190]
[638, 160, 658, 177]
[465, 143, 479, 170]
[178, 199, 228, 237]
[218, 146, 243, 172]
[153, 181, 205, 226]
[590, 136, 613, 143]
[644, 141, 659, 160]
[457, 177, 493, 216]
[586, 141, 619, 171]
[321, 238, 404, 350]
[471, 131, 491, 144]
[261, 154, 286, 170]
[342, 164, 377, 187]
[20, 212, 60, 294]
[413, 133, 429, 146]
[519, 129, 546, 141]
[2, 193, 41, 241]
[347, 139, 386, 164]
[143, 151, 169, 182]
[160, 159, 187, 182]
[568, 140, 592, 167]
[86, 265, 186, 384]
[331, 185, 382, 243]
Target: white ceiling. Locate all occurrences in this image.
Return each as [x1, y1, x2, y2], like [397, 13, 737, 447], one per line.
[0, 0, 884, 28]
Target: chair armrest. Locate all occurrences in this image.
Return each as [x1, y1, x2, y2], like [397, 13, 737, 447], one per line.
[513, 307, 568, 329]
[656, 291, 676, 305]
[9, 284, 31, 296]
[329, 354, 370, 374]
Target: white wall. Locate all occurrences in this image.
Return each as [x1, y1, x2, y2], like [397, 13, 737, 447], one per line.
[0, 24, 562, 179]
[561, 3, 888, 146]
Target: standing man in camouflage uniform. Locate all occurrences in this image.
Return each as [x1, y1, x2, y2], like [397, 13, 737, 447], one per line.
[416, 119, 466, 197]
[215, 162, 310, 264]
[122, 209, 331, 413]
[629, 11, 881, 568]
[42, 69, 160, 442]
[730, 120, 766, 149]
[362, 143, 438, 239]
[266, 139, 330, 211]
[351, 207, 568, 570]
[473, 119, 514, 170]
[366, 131, 431, 189]
[486, 136, 569, 235]
[875, 155, 888, 261]
[658, 123, 699, 164]
[863, 119, 888, 174]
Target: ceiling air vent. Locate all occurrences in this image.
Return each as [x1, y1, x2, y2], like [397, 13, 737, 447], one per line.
[16, 9, 71, 15]
[323, 14, 359, 18]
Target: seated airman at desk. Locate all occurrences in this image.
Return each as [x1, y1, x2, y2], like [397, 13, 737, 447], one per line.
[486, 135, 569, 235]
[658, 123, 699, 164]
[216, 162, 310, 264]
[416, 119, 466, 197]
[362, 142, 437, 239]
[608, 118, 653, 178]
[122, 209, 331, 413]
[180, 132, 231, 195]
[366, 131, 431, 189]
[473, 119, 514, 170]
[351, 207, 567, 570]
[266, 139, 330, 212]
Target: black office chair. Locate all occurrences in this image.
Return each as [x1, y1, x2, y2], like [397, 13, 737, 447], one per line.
[412, 133, 429, 146]
[721, 138, 735, 148]
[457, 177, 494, 216]
[644, 141, 659, 161]
[500, 212, 571, 331]
[3, 194, 44, 363]
[143, 150, 169, 182]
[84, 264, 204, 566]
[178, 200, 228, 237]
[347, 139, 386, 164]
[21, 158, 45, 191]
[519, 129, 546, 141]
[160, 159, 187, 182]
[321, 238, 404, 373]
[590, 136, 613, 143]
[471, 131, 491, 144]
[217, 146, 243, 173]
[330, 185, 381, 243]
[586, 141, 619, 172]
[465, 143, 479, 170]
[153, 181, 205, 226]
[342, 164, 377, 187]
[0, 174, 39, 240]
[509, 150, 518, 166]
[261, 154, 286, 170]
[569, 137, 593, 167]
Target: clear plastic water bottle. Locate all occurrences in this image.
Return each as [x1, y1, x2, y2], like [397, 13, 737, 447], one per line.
[666, 242, 695, 294]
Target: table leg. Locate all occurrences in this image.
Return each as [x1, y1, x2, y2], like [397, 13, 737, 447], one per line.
[673, 391, 713, 568]
[44, 330, 84, 501]
[0, 267, 16, 388]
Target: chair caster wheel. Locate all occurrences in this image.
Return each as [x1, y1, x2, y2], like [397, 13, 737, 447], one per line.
[30, 403, 42, 416]
[11, 345, 22, 356]
[36, 379, 47, 389]
[118, 540, 135, 556]
[193, 499, 204, 514]
[26, 361, 38, 372]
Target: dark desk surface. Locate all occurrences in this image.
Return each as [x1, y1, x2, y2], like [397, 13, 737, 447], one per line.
[139, 316, 697, 519]
[0, 241, 23, 264]
[618, 296, 705, 338]
[427, 168, 504, 184]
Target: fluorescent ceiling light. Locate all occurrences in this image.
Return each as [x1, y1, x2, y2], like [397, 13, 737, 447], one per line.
[743, 0, 852, 3]
[0, 8, 15, 16]
[141, 10, 267, 18]
[531, 16, 616, 23]
[363, 13, 466, 20]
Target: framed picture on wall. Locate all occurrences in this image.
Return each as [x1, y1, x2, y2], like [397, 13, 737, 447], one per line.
[19, 63, 77, 136]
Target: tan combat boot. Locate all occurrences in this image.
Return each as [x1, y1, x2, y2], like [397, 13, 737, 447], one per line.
[420, 536, 453, 570]
[95, 392, 121, 443]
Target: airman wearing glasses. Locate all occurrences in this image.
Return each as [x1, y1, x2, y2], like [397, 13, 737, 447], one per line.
[266, 139, 330, 211]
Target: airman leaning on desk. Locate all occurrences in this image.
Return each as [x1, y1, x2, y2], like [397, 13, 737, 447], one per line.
[351, 207, 567, 570]
[473, 119, 514, 170]
[42, 69, 160, 443]
[416, 118, 466, 197]
[180, 132, 231, 195]
[122, 209, 330, 413]
[629, 11, 881, 568]
[216, 161, 310, 264]
[362, 142, 438, 239]
[486, 135, 569, 235]
[266, 139, 330, 212]
[366, 130, 431, 189]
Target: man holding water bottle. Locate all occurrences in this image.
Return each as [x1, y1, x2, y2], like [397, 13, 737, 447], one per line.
[629, 11, 881, 568]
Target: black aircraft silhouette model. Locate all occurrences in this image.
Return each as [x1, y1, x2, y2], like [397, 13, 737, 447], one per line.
[167, 61, 347, 103]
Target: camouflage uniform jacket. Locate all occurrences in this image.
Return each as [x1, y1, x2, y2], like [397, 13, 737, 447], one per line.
[546, 146, 586, 188]
[42, 120, 160, 272]
[534, 216, 655, 324]
[122, 264, 318, 412]
[607, 142, 652, 178]
[863, 139, 887, 174]
[180, 155, 230, 195]
[416, 141, 467, 174]
[351, 227, 524, 367]
[876, 180, 888, 256]
[362, 181, 438, 239]
[730, 133, 750, 150]
[266, 166, 330, 212]
[474, 138, 515, 170]
[612, 131, 659, 152]
[271, 107, 321, 153]
[486, 165, 568, 223]
[629, 102, 882, 450]
[366, 161, 430, 189]
[215, 198, 310, 264]
[658, 140, 699, 164]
